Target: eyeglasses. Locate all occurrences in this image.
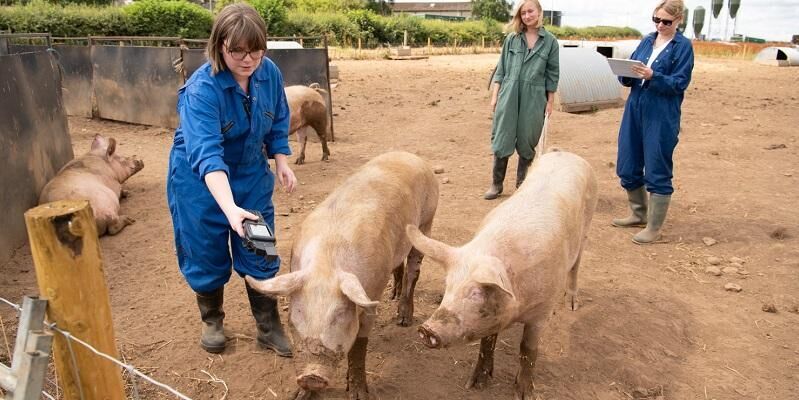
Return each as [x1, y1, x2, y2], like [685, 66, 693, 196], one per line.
[652, 16, 674, 26]
[224, 44, 264, 61]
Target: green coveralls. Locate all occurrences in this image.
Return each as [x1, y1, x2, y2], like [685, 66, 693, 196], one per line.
[491, 28, 559, 160]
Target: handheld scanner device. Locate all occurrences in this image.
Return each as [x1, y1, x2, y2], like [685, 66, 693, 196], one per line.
[242, 210, 278, 261]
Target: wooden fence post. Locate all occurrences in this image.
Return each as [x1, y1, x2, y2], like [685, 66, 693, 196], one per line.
[24, 200, 125, 400]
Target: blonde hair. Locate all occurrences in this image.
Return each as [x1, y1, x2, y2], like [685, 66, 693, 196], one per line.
[654, 0, 685, 21]
[505, 0, 544, 34]
[206, 3, 268, 75]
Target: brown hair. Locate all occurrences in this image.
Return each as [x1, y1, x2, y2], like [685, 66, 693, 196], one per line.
[506, 0, 544, 34]
[654, 0, 685, 21]
[206, 3, 268, 75]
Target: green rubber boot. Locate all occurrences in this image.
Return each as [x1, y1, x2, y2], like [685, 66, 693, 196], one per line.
[633, 194, 671, 244]
[612, 187, 648, 228]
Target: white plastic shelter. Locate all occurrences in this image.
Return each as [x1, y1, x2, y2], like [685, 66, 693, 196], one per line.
[754, 47, 799, 67]
[556, 47, 623, 113]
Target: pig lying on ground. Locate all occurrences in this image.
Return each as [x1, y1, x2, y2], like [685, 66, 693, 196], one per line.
[285, 83, 331, 165]
[407, 151, 597, 400]
[39, 134, 144, 236]
[246, 151, 439, 400]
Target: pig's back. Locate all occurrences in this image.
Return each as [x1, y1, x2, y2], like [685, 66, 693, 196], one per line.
[479, 151, 597, 250]
[299, 151, 438, 251]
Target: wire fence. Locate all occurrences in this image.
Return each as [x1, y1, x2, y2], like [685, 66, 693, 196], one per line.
[0, 295, 194, 400]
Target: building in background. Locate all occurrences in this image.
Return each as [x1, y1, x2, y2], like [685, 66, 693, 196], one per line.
[390, 2, 561, 26]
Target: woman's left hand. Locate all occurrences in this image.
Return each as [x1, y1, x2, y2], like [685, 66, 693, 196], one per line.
[273, 154, 297, 193]
[545, 101, 554, 117]
[631, 64, 653, 80]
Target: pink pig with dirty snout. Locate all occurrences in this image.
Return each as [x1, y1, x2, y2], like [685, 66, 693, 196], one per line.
[39, 134, 144, 235]
[246, 151, 439, 400]
[407, 151, 597, 400]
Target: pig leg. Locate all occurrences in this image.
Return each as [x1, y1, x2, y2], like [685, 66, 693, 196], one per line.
[292, 389, 322, 400]
[466, 334, 497, 389]
[295, 130, 308, 165]
[396, 247, 423, 326]
[106, 215, 135, 235]
[514, 320, 546, 400]
[345, 336, 369, 400]
[390, 263, 404, 300]
[565, 252, 582, 311]
[319, 133, 330, 162]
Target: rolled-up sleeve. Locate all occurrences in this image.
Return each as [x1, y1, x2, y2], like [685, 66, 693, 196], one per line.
[545, 38, 560, 93]
[263, 72, 291, 158]
[180, 83, 229, 179]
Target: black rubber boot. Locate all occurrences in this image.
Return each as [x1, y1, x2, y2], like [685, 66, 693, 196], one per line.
[515, 157, 533, 188]
[483, 156, 509, 200]
[612, 186, 648, 228]
[196, 287, 226, 354]
[246, 282, 293, 357]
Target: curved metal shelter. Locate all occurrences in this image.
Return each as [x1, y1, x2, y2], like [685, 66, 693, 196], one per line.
[754, 47, 799, 67]
[556, 47, 623, 113]
[558, 39, 640, 59]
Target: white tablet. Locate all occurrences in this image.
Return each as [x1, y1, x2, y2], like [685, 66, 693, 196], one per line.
[607, 58, 645, 78]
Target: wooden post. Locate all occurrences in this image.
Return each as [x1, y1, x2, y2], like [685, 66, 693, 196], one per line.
[427, 37, 431, 54]
[357, 37, 362, 51]
[24, 200, 125, 400]
[482, 36, 485, 48]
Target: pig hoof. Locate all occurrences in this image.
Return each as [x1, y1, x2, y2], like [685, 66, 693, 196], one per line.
[321, 154, 329, 162]
[120, 189, 130, 199]
[466, 369, 492, 390]
[292, 388, 319, 400]
[295, 157, 305, 165]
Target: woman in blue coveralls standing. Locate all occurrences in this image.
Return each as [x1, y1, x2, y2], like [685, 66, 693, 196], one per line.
[484, 0, 559, 200]
[612, 0, 694, 244]
[167, 3, 297, 355]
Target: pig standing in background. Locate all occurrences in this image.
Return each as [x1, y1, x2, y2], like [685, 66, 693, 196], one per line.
[39, 134, 144, 235]
[285, 83, 331, 165]
[246, 151, 439, 400]
[407, 151, 597, 400]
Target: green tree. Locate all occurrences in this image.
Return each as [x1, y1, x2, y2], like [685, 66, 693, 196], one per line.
[365, 0, 391, 16]
[471, 0, 510, 22]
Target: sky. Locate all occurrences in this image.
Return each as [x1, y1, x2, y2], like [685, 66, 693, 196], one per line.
[394, 0, 798, 42]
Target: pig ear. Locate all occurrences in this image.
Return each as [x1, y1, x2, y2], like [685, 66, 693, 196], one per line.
[106, 138, 117, 156]
[245, 272, 306, 297]
[470, 260, 515, 300]
[405, 225, 456, 267]
[338, 271, 378, 310]
[91, 134, 106, 151]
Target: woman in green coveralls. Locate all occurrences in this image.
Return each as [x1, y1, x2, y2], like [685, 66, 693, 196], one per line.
[485, 0, 559, 200]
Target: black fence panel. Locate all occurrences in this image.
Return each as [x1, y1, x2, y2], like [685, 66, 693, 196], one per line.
[0, 50, 73, 264]
[55, 45, 93, 118]
[269, 48, 329, 87]
[93, 45, 182, 127]
[181, 48, 207, 82]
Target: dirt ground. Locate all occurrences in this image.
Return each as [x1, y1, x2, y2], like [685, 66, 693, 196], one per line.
[2, 54, 798, 400]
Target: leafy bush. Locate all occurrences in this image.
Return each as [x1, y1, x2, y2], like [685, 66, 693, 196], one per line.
[124, 0, 211, 38]
[0, 1, 130, 36]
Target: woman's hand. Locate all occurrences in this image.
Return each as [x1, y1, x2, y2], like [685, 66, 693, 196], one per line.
[224, 207, 259, 238]
[545, 101, 554, 117]
[274, 154, 297, 193]
[631, 64, 653, 80]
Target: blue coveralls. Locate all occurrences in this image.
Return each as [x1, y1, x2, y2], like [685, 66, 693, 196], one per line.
[167, 59, 291, 293]
[617, 31, 694, 195]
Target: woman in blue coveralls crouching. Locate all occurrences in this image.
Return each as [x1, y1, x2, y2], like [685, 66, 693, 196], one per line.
[612, 0, 694, 244]
[167, 3, 297, 355]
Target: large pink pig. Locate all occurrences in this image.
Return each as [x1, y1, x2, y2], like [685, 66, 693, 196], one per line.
[39, 134, 144, 235]
[407, 151, 597, 400]
[246, 151, 439, 400]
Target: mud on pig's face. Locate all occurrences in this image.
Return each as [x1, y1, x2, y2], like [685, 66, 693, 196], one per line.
[91, 134, 144, 182]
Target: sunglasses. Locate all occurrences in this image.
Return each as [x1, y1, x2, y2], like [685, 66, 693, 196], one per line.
[652, 16, 674, 26]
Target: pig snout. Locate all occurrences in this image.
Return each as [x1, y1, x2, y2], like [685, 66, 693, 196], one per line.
[418, 324, 444, 349]
[297, 365, 331, 392]
[132, 158, 144, 173]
